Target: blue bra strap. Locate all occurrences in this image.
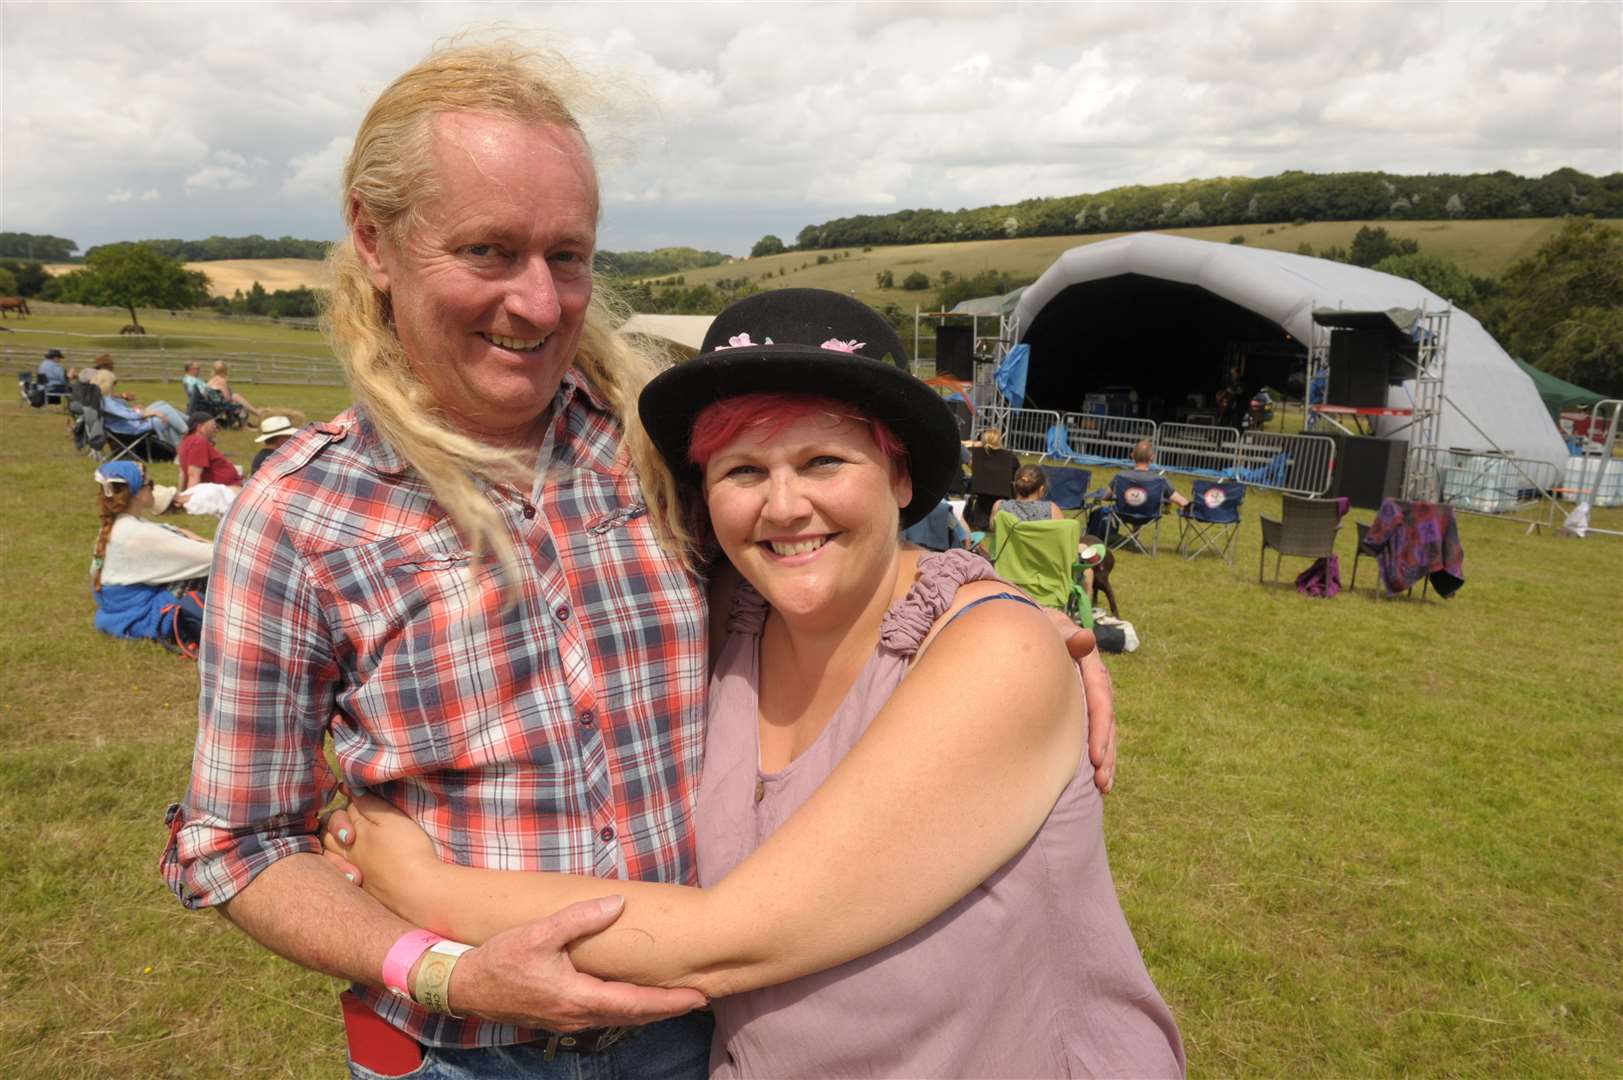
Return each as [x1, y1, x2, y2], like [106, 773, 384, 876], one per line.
[944, 591, 1041, 629]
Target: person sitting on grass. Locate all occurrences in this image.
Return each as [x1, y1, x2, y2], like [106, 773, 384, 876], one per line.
[91, 461, 211, 653]
[250, 415, 298, 477]
[177, 411, 243, 492]
[207, 360, 263, 425]
[994, 464, 1065, 522]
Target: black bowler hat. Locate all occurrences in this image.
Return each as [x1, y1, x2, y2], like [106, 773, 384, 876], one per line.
[638, 289, 961, 527]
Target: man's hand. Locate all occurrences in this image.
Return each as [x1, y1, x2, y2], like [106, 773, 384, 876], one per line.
[449, 897, 707, 1030]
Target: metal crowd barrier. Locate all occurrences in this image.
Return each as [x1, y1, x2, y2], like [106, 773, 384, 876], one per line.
[1440, 451, 1560, 514]
[1059, 412, 1156, 465]
[1156, 422, 1241, 478]
[974, 406, 1061, 455]
[1235, 431, 1337, 497]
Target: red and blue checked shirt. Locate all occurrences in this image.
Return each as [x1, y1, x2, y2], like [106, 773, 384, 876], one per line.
[161, 373, 708, 1047]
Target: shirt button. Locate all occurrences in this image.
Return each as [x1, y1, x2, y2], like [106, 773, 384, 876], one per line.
[555, 604, 570, 622]
[522, 503, 536, 520]
[579, 709, 595, 728]
[599, 825, 615, 842]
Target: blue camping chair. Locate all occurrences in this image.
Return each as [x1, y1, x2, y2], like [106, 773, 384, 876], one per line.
[1105, 472, 1170, 557]
[1178, 480, 1247, 563]
[1042, 466, 1092, 512]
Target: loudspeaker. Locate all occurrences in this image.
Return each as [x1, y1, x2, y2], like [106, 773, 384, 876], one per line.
[1329, 434, 1407, 510]
[935, 324, 974, 380]
[1326, 330, 1393, 408]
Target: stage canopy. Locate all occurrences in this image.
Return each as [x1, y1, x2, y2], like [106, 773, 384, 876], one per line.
[1011, 233, 1568, 473]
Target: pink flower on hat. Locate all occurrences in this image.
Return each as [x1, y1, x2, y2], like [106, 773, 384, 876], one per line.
[820, 338, 865, 354]
[717, 332, 773, 350]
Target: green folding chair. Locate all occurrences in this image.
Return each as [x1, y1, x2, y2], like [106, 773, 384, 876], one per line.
[989, 512, 1092, 628]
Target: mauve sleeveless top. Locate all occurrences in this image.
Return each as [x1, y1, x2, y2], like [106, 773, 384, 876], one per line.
[696, 549, 1185, 1078]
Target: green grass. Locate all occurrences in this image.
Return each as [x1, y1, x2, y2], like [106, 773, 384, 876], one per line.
[1, 387, 1620, 1077]
[655, 218, 1576, 311]
[0, 306, 337, 363]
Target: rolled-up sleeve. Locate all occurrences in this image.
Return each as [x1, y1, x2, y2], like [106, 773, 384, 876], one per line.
[161, 482, 339, 908]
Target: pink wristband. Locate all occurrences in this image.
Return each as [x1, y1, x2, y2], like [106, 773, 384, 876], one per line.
[382, 929, 444, 999]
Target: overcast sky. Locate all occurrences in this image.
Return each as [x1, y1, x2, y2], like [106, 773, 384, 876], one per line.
[4, 1, 1619, 257]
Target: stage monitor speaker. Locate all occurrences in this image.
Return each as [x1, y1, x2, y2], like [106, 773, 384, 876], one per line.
[1326, 330, 1393, 408]
[935, 324, 974, 380]
[1329, 434, 1407, 510]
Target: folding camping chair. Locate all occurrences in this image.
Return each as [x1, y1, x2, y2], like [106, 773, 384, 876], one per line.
[1177, 480, 1246, 563]
[988, 512, 1090, 626]
[967, 445, 1020, 530]
[1258, 494, 1342, 583]
[79, 383, 174, 464]
[1104, 472, 1169, 557]
[187, 382, 249, 429]
[69, 380, 107, 457]
[1042, 466, 1092, 514]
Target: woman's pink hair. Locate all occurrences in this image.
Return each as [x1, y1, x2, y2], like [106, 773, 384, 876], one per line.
[688, 393, 908, 477]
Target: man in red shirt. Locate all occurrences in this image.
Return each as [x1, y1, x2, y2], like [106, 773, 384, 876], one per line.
[177, 411, 243, 490]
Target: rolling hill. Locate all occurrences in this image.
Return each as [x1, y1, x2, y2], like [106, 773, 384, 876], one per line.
[637, 218, 1572, 311]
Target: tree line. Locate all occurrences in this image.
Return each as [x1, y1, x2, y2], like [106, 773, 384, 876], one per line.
[784, 168, 1622, 251]
[594, 246, 731, 278]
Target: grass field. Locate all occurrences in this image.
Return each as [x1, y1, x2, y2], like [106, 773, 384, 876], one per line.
[0, 306, 339, 375]
[1, 383, 1620, 1078]
[650, 218, 1574, 310]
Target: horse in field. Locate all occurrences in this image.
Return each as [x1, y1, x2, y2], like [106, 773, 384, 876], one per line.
[0, 298, 31, 318]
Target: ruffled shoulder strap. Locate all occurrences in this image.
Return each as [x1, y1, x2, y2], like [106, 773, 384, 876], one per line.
[879, 549, 1002, 655]
[727, 579, 770, 636]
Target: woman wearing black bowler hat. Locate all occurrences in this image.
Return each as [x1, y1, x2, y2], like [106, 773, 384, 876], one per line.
[328, 289, 1182, 1078]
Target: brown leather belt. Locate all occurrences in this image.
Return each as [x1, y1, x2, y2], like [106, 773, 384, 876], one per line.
[541, 1026, 636, 1059]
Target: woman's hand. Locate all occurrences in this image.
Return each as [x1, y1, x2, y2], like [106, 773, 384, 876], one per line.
[1044, 608, 1117, 794]
[321, 793, 442, 918]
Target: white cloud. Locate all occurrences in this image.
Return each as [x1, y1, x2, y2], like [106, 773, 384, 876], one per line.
[282, 136, 352, 201]
[185, 151, 258, 194]
[0, 1, 1615, 254]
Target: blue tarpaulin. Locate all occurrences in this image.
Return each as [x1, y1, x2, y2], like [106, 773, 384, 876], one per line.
[995, 345, 1030, 410]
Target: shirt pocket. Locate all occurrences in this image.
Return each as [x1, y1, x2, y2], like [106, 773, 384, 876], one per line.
[307, 519, 483, 764]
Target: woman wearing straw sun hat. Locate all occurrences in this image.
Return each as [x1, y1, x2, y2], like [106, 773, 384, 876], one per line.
[326, 288, 1181, 1079]
[250, 415, 299, 477]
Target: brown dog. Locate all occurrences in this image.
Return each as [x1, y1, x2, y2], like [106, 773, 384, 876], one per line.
[1080, 534, 1119, 618]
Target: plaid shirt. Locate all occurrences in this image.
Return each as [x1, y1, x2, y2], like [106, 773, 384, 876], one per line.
[161, 373, 708, 1047]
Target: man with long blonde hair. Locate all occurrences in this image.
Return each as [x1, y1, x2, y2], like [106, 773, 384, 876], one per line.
[161, 39, 1117, 1078]
[161, 42, 713, 1076]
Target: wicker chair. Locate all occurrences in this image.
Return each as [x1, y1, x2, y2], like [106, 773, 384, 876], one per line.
[1258, 495, 1342, 582]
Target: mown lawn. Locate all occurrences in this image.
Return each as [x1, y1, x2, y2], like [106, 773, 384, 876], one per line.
[0, 383, 1618, 1078]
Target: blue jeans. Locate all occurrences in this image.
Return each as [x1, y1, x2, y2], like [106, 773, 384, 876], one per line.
[348, 1012, 713, 1080]
[146, 400, 188, 444]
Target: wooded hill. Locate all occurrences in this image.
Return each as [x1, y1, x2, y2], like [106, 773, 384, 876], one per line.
[790, 168, 1623, 250]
